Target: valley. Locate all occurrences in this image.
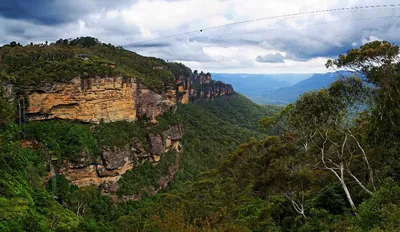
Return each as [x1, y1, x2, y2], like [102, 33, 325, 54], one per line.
[213, 72, 353, 105]
[0, 37, 399, 232]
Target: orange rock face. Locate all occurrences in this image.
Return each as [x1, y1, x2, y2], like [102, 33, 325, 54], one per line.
[60, 162, 134, 189]
[26, 77, 176, 123]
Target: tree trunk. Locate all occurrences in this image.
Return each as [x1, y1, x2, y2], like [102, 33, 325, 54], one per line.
[339, 166, 357, 215]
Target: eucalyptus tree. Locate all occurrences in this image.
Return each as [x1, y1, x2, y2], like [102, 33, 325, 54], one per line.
[327, 41, 400, 177]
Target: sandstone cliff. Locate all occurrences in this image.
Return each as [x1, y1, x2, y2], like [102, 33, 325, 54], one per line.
[10, 68, 233, 200]
[25, 77, 176, 123]
[16, 70, 234, 122]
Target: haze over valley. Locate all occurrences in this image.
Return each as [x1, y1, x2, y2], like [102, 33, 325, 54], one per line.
[212, 72, 346, 104]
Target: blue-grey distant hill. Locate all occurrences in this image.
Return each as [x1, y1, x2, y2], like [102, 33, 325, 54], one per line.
[211, 73, 312, 104]
[263, 71, 353, 105]
[212, 72, 353, 105]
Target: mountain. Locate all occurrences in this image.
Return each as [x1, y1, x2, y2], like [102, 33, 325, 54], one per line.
[211, 73, 312, 104]
[212, 72, 354, 105]
[0, 37, 279, 230]
[268, 71, 354, 105]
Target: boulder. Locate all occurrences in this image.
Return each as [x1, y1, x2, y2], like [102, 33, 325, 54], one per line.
[162, 123, 184, 141]
[148, 133, 164, 155]
[102, 145, 133, 170]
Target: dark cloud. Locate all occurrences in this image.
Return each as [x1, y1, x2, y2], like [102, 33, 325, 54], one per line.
[124, 42, 171, 48]
[0, 0, 134, 25]
[253, 12, 400, 62]
[256, 53, 285, 63]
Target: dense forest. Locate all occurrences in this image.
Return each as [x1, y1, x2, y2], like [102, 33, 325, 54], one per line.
[0, 95, 278, 231]
[1, 39, 400, 231]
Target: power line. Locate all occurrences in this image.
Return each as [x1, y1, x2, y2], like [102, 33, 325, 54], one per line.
[241, 15, 400, 52]
[242, 15, 400, 36]
[123, 4, 400, 47]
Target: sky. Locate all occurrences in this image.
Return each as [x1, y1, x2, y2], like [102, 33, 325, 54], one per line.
[1, 0, 400, 74]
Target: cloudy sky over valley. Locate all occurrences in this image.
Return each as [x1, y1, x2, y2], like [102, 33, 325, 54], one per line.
[1, 0, 400, 73]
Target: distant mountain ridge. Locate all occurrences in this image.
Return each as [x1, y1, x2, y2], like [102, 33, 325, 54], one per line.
[212, 73, 312, 104]
[263, 71, 353, 104]
[213, 71, 353, 105]
[260, 71, 351, 104]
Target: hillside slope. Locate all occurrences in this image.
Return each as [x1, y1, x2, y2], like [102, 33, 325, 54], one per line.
[0, 94, 278, 231]
[0, 37, 279, 231]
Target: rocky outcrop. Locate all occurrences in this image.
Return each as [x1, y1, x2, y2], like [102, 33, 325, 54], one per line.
[59, 124, 183, 194]
[149, 133, 164, 155]
[176, 71, 235, 103]
[20, 71, 232, 122]
[163, 123, 184, 141]
[137, 88, 176, 122]
[1, 83, 14, 101]
[113, 148, 182, 203]
[25, 77, 176, 123]
[59, 138, 146, 193]
[149, 123, 184, 155]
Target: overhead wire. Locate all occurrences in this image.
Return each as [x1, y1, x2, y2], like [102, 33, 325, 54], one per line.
[123, 4, 400, 47]
[242, 15, 400, 64]
[242, 15, 400, 36]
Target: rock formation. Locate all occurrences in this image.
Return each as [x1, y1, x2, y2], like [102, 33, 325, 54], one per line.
[20, 70, 234, 122]
[176, 70, 235, 103]
[25, 77, 176, 123]
[59, 123, 184, 195]
[6, 68, 233, 198]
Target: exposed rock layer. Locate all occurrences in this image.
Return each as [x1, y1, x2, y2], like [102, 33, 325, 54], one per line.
[26, 77, 176, 123]
[59, 124, 184, 194]
[17, 71, 233, 198]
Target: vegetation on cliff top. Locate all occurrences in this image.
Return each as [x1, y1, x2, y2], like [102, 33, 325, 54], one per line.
[0, 37, 190, 94]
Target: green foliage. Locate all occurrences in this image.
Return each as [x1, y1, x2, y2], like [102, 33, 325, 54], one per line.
[117, 95, 275, 196]
[46, 174, 78, 204]
[93, 120, 149, 148]
[23, 120, 99, 162]
[311, 184, 348, 215]
[0, 99, 14, 126]
[173, 95, 277, 182]
[118, 150, 178, 196]
[354, 179, 400, 231]
[194, 94, 281, 131]
[327, 40, 400, 170]
[0, 71, 15, 125]
[0, 124, 79, 231]
[0, 37, 190, 94]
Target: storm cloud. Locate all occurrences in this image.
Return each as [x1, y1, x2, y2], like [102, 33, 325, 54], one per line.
[0, 0, 133, 25]
[1, 0, 400, 73]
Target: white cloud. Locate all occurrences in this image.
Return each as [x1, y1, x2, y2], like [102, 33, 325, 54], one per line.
[361, 35, 382, 44]
[1, 0, 400, 73]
